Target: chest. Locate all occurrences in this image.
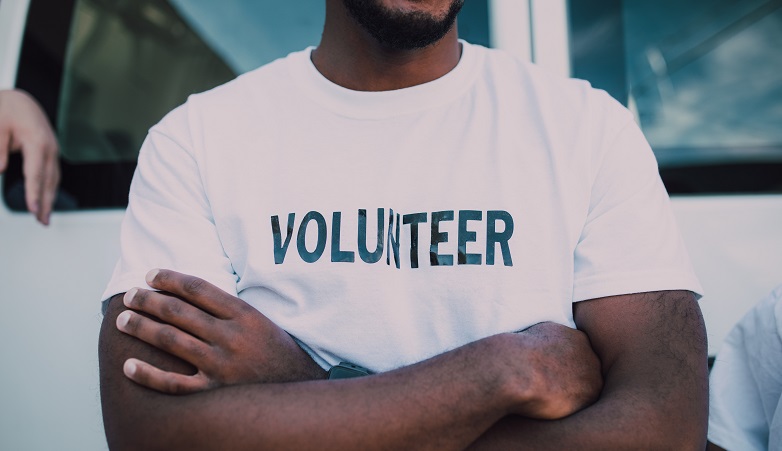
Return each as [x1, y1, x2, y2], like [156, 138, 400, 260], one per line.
[196, 103, 592, 367]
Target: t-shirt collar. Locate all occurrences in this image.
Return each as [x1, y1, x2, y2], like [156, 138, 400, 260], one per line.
[289, 40, 481, 120]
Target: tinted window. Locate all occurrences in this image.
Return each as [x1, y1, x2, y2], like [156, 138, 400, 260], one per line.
[7, 0, 492, 210]
[569, 0, 782, 194]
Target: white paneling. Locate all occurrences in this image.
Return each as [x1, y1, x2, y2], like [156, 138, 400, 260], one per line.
[0, 210, 122, 451]
[529, 0, 571, 76]
[671, 195, 782, 355]
[488, 0, 532, 61]
[0, 0, 31, 88]
[0, 3, 115, 449]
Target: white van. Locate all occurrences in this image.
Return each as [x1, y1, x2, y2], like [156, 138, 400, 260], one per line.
[1, 0, 780, 449]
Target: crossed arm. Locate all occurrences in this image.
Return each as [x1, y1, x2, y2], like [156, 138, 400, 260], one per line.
[99, 270, 708, 450]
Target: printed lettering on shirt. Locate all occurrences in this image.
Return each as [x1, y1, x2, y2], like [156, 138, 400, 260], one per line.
[270, 209, 514, 268]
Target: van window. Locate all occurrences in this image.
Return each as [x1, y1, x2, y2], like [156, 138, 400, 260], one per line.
[569, 0, 782, 194]
[6, 0, 491, 210]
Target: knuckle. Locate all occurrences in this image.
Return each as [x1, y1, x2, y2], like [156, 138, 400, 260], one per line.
[26, 133, 48, 152]
[160, 298, 182, 317]
[156, 326, 178, 350]
[203, 376, 218, 391]
[134, 290, 149, 309]
[223, 321, 242, 342]
[165, 377, 183, 395]
[25, 170, 43, 184]
[188, 341, 207, 360]
[46, 171, 60, 189]
[184, 277, 205, 295]
[201, 312, 216, 326]
[237, 300, 254, 314]
[45, 140, 58, 156]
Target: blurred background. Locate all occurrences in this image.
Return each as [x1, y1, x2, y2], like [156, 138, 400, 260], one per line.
[0, 0, 780, 449]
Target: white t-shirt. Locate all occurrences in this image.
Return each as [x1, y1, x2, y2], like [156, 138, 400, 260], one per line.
[708, 285, 782, 451]
[102, 41, 702, 372]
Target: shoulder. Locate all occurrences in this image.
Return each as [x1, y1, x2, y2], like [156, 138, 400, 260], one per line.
[154, 48, 307, 125]
[149, 48, 308, 142]
[191, 48, 306, 106]
[475, 44, 624, 115]
[470, 43, 633, 148]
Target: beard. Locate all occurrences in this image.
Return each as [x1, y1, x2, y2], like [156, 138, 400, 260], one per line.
[342, 0, 465, 50]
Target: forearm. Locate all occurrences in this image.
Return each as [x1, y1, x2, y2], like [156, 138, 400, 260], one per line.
[106, 360, 504, 451]
[468, 291, 709, 450]
[468, 368, 706, 450]
[100, 296, 510, 451]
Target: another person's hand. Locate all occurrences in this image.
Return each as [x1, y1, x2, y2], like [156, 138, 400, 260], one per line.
[117, 269, 326, 394]
[494, 322, 603, 420]
[0, 89, 60, 225]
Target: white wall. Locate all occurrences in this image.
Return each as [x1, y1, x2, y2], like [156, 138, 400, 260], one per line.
[1, 0, 112, 448]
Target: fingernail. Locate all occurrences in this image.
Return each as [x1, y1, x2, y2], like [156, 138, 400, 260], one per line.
[124, 359, 137, 377]
[123, 288, 138, 307]
[117, 311, 131, 330]
[145, 269, 160, 285]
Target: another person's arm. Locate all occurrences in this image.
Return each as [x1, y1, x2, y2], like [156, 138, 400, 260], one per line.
[706, 285, 782, 451]
[99, 270, 602, 450]
[0, 89, 59, 225]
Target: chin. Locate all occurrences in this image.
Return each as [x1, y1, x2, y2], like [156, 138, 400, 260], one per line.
[344, 0, 464, 50]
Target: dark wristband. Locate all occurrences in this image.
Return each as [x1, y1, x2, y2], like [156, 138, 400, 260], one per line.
[327, 362, 373, 380]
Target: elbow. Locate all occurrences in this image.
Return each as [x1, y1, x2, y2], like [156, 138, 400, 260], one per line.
[670, 423, 708, 451]
[103, 411, 169, 451]
[644, 408, 707, 451]
[663, 431, 706, 451]
[661, 432, 707, 451]
[104, 425, 142, 451]
[104, 433, 147, 451]
[100, 384, 181, 451]
[608, 388, 708, 450]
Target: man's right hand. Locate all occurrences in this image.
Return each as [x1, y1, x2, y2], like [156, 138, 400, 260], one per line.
[493, 322, 603, 420]
[117, 269, 326, 394]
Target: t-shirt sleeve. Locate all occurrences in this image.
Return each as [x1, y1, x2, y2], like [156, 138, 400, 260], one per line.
[101, 104, 237, 312]
[572, 103, 703, 302]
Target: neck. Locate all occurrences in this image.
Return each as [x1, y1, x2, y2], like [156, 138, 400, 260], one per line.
[312, 0, 461, 92]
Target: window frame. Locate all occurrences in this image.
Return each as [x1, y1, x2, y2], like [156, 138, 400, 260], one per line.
[567, 0, 782, 195]
[6, 0, 498, 211]
[5, 0, 139, 211]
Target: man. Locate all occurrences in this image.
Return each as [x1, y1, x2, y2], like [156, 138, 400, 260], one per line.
[99, 0, 708, 449]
